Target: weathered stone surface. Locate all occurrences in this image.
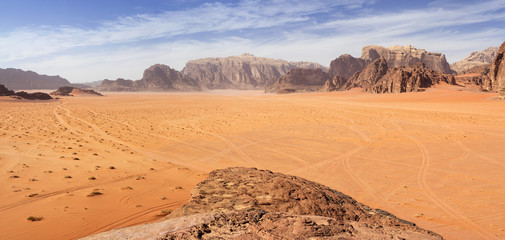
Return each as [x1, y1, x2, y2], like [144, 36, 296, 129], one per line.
[488, 41, 505, 98]
[328, 54, 368, 80]
[344, 57, 389, 90]
[0, 68, 72, 90]
[266, 68, 330, 93]
[0, 84, 15, 96]
[451, 47, 498, 74]
[362, 45, 453, 74]
[183, 53, 327, 90]
[81, 167, 443, 240]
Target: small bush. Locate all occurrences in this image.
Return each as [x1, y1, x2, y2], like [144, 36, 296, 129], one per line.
[27, 216, 43, 221]
[87, 191, 103, 197]
[64, 175, 72, 178]
[88, 176, 96, 180]
[108, 166, 115, 170]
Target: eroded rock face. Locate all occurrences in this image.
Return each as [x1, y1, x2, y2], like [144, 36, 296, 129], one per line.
[362, 45, 453, 74]
[488, 41, 505, 98]
[51, 86, 103, 96]
[138, 64, 200, 91]
[182, 53, 327, 90]
[265, 68, 330, 93]
[0, 84, 15, 96]
[328, 54, 368, 80]
[0, 84, 52, 100]
[451, 47, 498, 74]
[344, 57, 389, 90]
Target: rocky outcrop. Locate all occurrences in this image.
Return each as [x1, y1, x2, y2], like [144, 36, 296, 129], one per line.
[51, 86, 103, 96]
[344, 57, 389, 90]
[369, 63, 455, 93]
[322, 75, 346, 92]
[0, 68, 72, 90]
[0, 84, 15, 96]
[95, 78, 136, 92]
[342, 59, 455, 93]
[183, 53, 327, 90]
[82, 167, 443, 240]
[265, 68, 330, 93]
[362, 45, 453, 74]
[451, 47, 498, 74]
[0, 84, 53, 100]
[328, 54, 368, 80]
[488, 41, 505, 98]
[137, 64, 200, 91]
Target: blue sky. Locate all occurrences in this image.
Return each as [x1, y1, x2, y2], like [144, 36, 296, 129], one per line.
[1, 0, 504, 83]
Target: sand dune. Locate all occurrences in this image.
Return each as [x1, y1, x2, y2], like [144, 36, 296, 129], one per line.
[1, 86, 504, 240]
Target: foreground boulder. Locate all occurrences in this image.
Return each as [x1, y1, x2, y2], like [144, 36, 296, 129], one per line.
[82, 167, 443, 240]
[51, 86, 103, 96]
[265, 68, 330, 93]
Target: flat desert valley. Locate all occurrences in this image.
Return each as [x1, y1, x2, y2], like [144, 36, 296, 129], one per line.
[1, 85, 505, 240]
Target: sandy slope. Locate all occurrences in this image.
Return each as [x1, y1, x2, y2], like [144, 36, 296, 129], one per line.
[1, 86, 504, 240]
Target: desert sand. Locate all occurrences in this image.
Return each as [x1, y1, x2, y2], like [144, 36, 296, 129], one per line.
[1, 84, 504, 240]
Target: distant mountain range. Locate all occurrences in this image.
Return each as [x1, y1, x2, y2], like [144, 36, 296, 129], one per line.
[0, 68, 89, 90]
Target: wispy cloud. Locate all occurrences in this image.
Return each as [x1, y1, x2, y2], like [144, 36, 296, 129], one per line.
[1, 0, 504, 82]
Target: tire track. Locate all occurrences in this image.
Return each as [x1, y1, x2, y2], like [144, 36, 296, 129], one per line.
[390, 120, 498, 240]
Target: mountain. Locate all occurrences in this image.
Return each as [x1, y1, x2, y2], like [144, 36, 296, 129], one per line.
[82, 167, 443, 240]
[451, 47, 499, 74]
[344, 57, 389, 90]
[327, 54, 368, 80]
[182, 53, 327, 90]
[265, 68, 330, 93]
[361, 45, 454, 74]
[0, 68, 72, 90]
[95, 78, 137, 92]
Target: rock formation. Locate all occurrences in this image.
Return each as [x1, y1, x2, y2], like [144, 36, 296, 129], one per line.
[488, 41, 505, 98]
[137, 64, 200, 91]
[342, 58, 455, 93]
[182, 53, 327, 90]
[328, 54, 368, 80]
[82, 167, 443, 240]
[265, 68, 330, 93]
[0, 84, 52, 100]
[51, 86, 103, 96]
[362, 45, 454, 74]
[0, 68, 73, 90]
[344, 57, 389, 90]
[95, 78, 137, 92]
[451, 47, 498, 74]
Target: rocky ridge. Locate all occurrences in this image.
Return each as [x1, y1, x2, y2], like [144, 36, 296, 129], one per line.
[50, 86, 103, 96]
[0, 68, 86, 90]
[451, 47, 498, 74]
[265, 68, 330, 93]
[82, 167, 443, 240]
[0, 84, 53, 100]
[182, 53, 327, 90]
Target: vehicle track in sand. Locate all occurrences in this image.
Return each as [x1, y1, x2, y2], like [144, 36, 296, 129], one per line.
[390, 120, 498, 240]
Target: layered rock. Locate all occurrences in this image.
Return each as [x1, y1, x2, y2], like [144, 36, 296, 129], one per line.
[265, 68, 330, 93]
[137, 64, 200, 91]
[328, 54, 368, 80]
[488, 41, 505, 97]
[82, 167, 443, 240]
[344, 57, 389, 90]
[51, 86, 103, 96]
[362, 45, 453, 74]
[0, 68, 72, 90]
[182, 53, 327, 89]
[451, 47, 498, 74]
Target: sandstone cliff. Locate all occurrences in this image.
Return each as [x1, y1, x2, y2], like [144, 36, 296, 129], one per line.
[0, 68, 72, 90]
[95, 78, 136, 92]
[81, 167, 443, 240]
[362, 45, 453, 74]
[451, 47, 498, 74]
[344, 57, 389, 90]
[137, 64, 200, 91]
[488, 41, 505, 98]
[328, 54, 368, 80]
[265, 68, 330, 93]
[182, 53, 327, 90]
